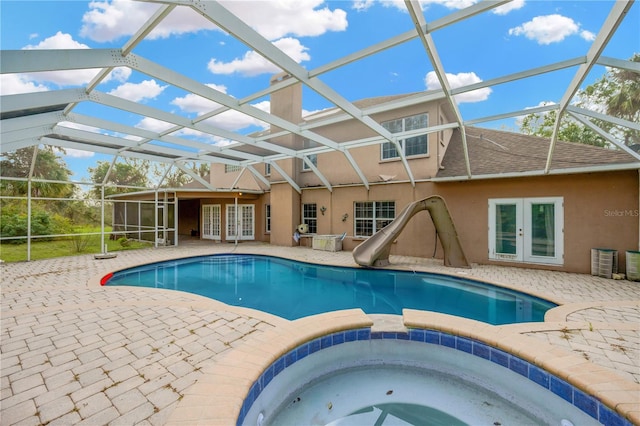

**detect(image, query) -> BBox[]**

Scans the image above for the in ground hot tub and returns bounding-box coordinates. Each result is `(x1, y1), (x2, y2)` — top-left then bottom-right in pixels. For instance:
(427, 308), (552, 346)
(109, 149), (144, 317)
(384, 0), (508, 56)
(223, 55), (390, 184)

(239, 329), (624, 426)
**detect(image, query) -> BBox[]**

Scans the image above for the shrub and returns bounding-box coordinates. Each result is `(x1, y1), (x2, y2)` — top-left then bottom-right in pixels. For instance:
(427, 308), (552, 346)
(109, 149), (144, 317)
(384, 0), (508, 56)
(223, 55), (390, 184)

(0, 209), (72, 244)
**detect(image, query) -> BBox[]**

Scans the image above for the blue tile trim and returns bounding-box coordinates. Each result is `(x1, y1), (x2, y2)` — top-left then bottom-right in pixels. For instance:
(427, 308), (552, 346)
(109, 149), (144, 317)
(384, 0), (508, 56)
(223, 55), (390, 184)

(237, 328), (626, 426)
(490, 347), (509, 368)
(509, 356), (528, 377)
(456, 337), (473, 354)
(549, 376), (572, 404)
(529, 365), (550, 389)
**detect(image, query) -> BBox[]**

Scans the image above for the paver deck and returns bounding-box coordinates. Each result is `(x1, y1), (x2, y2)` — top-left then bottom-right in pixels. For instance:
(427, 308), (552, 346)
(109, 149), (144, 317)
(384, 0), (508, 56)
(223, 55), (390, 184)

(2, 241), (639, 425)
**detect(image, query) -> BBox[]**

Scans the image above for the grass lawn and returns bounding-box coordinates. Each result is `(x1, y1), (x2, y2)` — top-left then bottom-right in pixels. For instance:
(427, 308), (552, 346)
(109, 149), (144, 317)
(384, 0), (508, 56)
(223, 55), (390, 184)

(0, 230), (153, 262)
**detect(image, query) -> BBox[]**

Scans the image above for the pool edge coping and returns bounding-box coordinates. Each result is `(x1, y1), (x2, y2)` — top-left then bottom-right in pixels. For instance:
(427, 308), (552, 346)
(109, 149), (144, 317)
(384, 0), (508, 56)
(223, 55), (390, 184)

(165, 309), (640, 426)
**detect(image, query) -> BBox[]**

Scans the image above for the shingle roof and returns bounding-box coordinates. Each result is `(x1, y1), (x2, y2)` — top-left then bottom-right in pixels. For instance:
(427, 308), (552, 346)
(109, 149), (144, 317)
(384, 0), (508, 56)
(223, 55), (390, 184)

(437, 127), (638, 178)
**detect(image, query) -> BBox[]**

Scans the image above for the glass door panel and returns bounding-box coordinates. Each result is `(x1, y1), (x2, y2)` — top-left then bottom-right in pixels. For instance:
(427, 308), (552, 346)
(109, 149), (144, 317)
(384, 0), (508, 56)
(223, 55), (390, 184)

(490, 199), (522, 261)
(202, 204), (221, 240)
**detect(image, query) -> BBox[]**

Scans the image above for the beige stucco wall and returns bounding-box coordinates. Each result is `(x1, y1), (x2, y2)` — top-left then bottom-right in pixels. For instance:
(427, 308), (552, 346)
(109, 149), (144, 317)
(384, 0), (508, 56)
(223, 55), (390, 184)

(269, 183), (300, 246)
(285, 169), (638, 274)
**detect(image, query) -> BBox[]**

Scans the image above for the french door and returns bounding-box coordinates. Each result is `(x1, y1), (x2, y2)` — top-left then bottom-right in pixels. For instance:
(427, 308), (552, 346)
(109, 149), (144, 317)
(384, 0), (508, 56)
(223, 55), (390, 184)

(226, 204), (255, 240)
(202, 204), (221, 240)
(489, 197), (563, 265)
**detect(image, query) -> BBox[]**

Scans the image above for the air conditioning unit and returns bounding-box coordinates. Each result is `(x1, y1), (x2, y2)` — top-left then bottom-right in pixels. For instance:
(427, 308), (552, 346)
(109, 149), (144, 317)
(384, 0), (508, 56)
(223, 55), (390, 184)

(297, 224), (309, 234)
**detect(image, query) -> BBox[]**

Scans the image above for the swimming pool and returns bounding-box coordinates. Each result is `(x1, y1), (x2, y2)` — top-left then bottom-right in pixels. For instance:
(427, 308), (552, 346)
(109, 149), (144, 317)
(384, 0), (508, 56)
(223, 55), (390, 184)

(102, 254), (555, 323)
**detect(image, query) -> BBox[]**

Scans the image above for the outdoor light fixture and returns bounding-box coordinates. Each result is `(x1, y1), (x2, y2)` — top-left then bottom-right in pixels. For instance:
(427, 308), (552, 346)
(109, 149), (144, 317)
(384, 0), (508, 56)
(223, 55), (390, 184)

(320, 206), (327, 215)
(342, 213), (348, 222)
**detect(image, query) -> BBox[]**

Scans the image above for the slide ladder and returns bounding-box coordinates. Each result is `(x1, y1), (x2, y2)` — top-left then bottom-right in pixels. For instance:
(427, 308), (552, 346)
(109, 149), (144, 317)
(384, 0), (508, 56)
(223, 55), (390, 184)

(352, 195), (470, 268)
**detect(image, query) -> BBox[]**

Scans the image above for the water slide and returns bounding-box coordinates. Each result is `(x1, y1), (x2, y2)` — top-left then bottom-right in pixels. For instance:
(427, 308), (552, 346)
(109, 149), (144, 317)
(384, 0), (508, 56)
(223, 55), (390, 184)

(352, 196), (470, 268)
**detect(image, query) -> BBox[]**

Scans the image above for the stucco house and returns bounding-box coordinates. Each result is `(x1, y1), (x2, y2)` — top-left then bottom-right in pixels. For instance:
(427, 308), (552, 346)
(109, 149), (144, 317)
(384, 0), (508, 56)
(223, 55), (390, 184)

(114, 74), (639, 275)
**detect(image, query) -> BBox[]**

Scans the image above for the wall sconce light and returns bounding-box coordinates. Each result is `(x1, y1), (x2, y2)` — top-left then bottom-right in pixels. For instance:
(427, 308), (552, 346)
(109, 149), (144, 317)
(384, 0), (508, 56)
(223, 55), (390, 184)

(342, 213), (348, 222)
(320, 206), (327, 215)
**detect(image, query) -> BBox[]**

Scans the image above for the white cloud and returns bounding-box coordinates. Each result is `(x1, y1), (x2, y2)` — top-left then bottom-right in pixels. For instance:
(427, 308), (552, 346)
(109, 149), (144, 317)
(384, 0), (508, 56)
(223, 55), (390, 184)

(136, 117), (176, 133)
(80, 0), (346, 42)
(493, 0), (525, 15)
(208, 38), (310, 77)
(80, 0), (214, 42)
(425, 71), (491, 103)
(171, 83), (228, 112)
(508, 14), (586, 45)
(353, 0), (375, 11)
(580, 30), (596, 42)
(107, 79), (167, 102)
(24, 31), (90, 50)
(221, 1), (347, 40)
(202, 100), (270, 132)
(172, 86), (269, 132)
(0, 74), (49, 95)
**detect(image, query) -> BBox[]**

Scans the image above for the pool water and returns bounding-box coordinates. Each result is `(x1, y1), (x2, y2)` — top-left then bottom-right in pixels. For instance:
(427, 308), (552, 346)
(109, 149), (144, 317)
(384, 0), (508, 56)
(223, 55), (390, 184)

(104, 254), (555, 323)
(245, 337), (601, 426)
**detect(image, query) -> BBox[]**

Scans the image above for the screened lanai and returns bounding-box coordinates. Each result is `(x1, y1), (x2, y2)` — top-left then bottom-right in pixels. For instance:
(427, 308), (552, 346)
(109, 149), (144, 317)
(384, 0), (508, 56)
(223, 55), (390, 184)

(1, 0), (639, 261)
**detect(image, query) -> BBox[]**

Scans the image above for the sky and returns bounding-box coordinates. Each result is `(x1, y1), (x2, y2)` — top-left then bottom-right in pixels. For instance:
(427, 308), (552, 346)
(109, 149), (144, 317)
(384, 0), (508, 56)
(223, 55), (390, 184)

(1, 0), (638, 182)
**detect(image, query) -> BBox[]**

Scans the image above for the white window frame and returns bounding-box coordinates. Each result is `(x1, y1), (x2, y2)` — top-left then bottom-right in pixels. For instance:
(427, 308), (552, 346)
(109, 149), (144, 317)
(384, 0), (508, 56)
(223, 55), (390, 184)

(265, 204), (271, 233)
(380, 113), (429, 160)
(488, 197), (564, 265)
(302, 203), (317, 233)
(354, 201), (395, 237)
(301, 154), (317, 171)
(264, 163), (271, 176)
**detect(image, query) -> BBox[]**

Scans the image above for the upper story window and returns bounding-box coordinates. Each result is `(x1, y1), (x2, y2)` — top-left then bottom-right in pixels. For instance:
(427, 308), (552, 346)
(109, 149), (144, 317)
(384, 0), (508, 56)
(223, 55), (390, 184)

(381, 113), (428, 160)
(354, 201), (395, 237)
(225, 164), (241, 173)
(264, 163), (271, 176)
(301, 154), (317, 171)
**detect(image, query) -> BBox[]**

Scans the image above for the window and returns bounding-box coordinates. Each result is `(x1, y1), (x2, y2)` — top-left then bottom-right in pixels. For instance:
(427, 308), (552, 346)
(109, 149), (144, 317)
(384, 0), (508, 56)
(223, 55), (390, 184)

(265, 204), (271, 233)
(354, 201), (395, 237)
(302, 203), (317, 233)
(381, 113), (428, 160)
(301, 154), (317, 171)
(489, 197), (564, 265)
(265, 163), (271, 176)
(225, 164), (241, 173)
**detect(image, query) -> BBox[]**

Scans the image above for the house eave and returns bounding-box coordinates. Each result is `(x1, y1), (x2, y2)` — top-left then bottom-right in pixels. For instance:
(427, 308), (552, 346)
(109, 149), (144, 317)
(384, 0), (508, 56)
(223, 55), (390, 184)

(432, 162), (640, 182)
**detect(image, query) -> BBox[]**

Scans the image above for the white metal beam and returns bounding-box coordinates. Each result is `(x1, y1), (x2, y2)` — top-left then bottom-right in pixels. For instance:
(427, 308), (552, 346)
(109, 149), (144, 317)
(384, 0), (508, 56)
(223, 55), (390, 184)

(568, 111), (640, 161)
(405, 0), (471, 178)
(245, 165), (271, 190)
(269, 161), (301, 194)
(545, 0), (634, 173)
(174, 161), (217, 191)
(303, 156), (333, 192)
(188, 0), (414, 186)
(1, 111), (65, 133)
(566, 105), (640, 132)
(66, 112), (267, 163)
